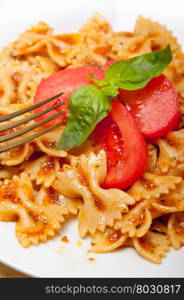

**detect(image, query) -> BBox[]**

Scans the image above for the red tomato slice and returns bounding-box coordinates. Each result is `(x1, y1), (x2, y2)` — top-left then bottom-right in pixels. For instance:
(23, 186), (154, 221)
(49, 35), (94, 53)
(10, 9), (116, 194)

(118, 74), (180, 139)
(94, 100), (148, 189)
(34, 66), (104, 126)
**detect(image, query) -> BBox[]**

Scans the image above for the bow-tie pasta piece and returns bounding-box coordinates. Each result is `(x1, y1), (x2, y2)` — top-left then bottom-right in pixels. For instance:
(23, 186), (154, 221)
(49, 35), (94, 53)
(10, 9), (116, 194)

(53, 150), (134, 237)
(126, 173), (182, 237)
(0, 200), (41, 246)
(0, 104), (35, 166)
(0, 179), (19, 221)
(0, 179), (44, 245)
(0, 45), (59, 105)
(12, 22), (52, 56)
(4, 173), (67, 247)
(35, 186), (82, 216)
(78, 151), (134, 211)
(91, 228), (127, 253)
(128, 172), (182, 201)
(35, 127), (67, 157)
(11, 21), (76, 67)
(168, 212), (184, 250)
(0, 144), (34, 167)
(115, 200), (153, 238)
(156, 129), (184, 174)
(156, 139), (178, 173)
(133, 221), (169, 264)
(22, 155), (60, 188)
(11, 21), (83, 68)
(152, 180), (184, 213)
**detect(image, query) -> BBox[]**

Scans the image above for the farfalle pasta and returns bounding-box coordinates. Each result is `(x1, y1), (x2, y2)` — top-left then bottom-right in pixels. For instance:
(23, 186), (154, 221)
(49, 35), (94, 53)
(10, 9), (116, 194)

(0, 14), (184, 264)
(53, 151), (134, 237)
(91, 228), (128, 253)
(21, 154), (60, 188)
(132, 221), (170, 264)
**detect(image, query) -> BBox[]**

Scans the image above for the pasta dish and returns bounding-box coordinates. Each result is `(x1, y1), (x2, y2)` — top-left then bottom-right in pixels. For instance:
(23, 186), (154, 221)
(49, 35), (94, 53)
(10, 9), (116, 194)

(0, 14), (184, 264)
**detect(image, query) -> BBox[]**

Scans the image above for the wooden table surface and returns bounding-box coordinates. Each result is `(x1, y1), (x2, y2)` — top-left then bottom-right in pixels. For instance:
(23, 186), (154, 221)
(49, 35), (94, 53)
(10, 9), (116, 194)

(0, 263), (29, 278)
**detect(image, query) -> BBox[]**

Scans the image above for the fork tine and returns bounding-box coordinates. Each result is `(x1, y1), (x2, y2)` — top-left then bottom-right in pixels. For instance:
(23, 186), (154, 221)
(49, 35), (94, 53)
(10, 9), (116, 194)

(0, 92), (63, 123)
(0, 120), (64, 153)
(0, 110), (65, 143)
(0, 100), (65, 133)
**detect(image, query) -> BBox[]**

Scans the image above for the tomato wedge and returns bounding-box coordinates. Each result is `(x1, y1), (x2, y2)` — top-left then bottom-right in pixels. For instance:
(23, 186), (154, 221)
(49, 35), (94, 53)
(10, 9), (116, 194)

(118, 74), (180, 139)
(34, 66), (104, 125)
(94, 100), (148, 189)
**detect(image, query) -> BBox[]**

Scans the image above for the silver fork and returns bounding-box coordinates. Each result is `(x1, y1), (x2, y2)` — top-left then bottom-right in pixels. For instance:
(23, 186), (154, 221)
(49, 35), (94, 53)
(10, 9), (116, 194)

(0, 92), (64, 153)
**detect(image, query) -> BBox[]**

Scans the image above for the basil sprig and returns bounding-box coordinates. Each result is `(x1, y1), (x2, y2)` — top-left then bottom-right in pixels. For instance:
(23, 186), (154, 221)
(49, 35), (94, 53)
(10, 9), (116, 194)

(90, 44), (172, 97)
(58, 45), (172, 149)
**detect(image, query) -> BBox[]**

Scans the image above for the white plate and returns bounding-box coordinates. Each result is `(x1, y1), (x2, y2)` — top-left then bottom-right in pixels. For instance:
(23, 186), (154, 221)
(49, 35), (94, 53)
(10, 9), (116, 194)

(0, 0), (184, 278)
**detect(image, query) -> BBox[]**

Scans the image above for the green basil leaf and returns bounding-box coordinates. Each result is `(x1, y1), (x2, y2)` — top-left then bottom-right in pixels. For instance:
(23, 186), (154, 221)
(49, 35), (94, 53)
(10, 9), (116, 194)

(88, 73), (108, 87)
(57, 84), (111, 149)
(104, 44), (172, 90)
(101, 85), (119, 97)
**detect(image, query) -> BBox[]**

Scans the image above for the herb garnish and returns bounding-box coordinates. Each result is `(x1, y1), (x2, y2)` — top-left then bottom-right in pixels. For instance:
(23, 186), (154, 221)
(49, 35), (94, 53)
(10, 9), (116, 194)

(58, 45), (172, 149)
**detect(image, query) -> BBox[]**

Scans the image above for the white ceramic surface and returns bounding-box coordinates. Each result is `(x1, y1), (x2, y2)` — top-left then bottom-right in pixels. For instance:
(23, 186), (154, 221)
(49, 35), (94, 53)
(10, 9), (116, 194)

(0, 0), (184, 277)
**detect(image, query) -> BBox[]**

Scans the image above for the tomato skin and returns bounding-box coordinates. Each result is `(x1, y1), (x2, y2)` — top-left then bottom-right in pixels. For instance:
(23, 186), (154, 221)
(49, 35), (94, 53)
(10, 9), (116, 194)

(118, 74), (180, 139)
(105, 59), (117, 68)
(34, 66), (104, 126)
(94, 100), (148, 189)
